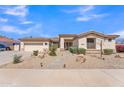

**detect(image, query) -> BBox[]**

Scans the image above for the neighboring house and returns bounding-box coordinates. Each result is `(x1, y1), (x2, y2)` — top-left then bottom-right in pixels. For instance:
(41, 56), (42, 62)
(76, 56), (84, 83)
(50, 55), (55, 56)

(16, 31), (119, 52)
(0, 36), (16, 50)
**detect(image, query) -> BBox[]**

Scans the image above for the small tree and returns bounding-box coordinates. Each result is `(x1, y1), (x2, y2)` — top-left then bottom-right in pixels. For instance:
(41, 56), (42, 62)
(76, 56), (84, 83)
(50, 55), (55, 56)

(49, 45), (57, 56)
(33, 50), (39, 56)
(13, 54), (22, 64)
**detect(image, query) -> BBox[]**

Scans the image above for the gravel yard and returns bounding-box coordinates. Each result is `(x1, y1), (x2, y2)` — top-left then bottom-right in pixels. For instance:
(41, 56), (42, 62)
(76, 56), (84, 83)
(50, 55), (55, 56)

(0, 51), (124, 69)
(0, 51), (31, 65)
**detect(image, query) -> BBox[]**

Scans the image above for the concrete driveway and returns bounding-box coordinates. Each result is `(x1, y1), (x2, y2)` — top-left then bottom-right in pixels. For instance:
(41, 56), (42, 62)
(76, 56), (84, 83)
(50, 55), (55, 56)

(0, 51), (31, 65)
(0, 69), (124, 86)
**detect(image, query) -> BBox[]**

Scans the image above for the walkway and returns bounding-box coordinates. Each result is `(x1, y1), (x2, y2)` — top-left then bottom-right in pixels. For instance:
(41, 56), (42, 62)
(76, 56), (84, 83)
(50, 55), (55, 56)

(0, 69), (124, 86)
(46, 51), (72, 69)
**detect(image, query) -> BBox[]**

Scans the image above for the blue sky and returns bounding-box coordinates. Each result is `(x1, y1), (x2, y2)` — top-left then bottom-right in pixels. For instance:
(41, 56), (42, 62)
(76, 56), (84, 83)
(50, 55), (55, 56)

(0, 5), (124, 39)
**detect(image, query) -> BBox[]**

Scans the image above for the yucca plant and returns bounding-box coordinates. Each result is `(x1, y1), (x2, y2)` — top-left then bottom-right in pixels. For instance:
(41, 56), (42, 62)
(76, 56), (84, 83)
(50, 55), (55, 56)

(13, 54), (22, 64)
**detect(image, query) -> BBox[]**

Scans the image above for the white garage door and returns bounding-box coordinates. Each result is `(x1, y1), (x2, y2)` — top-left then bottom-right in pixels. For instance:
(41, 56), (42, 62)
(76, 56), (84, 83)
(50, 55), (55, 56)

(24, 43), (46, 52)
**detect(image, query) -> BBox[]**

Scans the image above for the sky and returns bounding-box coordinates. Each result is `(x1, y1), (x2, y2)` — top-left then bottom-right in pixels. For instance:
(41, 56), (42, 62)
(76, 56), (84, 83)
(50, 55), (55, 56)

(0, 5), (124, 39)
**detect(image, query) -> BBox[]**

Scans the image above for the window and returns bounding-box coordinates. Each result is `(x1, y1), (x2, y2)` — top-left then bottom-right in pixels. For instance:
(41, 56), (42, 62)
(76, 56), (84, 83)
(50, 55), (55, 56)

(45, 42), (48, 45)
(108, 39), (112, 42)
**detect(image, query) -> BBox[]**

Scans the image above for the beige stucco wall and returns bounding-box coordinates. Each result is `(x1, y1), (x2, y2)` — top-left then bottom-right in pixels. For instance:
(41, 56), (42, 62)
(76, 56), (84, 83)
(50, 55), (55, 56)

(78, 38), (87, 49)
(95, 38), (104, 49)
(20, 41), (49, 52)
(60, 38), (64, 49)
(78, 34), (116, 51)
(103, 39), (116, 50)
(95, 38), (116, 50)
(20, 42), (24, 51)
(73, 39), (78, 47)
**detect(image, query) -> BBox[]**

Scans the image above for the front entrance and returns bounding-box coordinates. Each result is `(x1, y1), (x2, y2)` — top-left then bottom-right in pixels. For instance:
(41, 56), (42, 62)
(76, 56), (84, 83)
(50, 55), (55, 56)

(87, 38), (96, 49)
(64, 42), (73, 50)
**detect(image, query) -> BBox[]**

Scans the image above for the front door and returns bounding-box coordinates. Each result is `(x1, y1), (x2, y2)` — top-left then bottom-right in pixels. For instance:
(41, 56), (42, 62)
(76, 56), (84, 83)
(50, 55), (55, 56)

(87, 38), (96, 49)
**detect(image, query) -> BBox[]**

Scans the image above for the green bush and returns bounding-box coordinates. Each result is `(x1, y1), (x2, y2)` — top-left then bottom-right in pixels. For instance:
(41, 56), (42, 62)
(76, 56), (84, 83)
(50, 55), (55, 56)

(69, 47), (78, 54)
(13, 55), (22, 64)
(69, 47), (86, 54)
(78, 48), (86, 55)
(49, 45), (57, 51)
(103, 49), (113, 55)
(69, 47), (73, 53)
(49, 45), (57, 56)
(33, 50), (39, 56)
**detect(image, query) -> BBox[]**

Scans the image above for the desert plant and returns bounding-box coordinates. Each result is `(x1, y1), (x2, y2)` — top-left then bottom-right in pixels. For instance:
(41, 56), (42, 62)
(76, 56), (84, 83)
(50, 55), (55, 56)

(33, 50), (39, 56)
(13, 54), (22, 64)
(69, 47), (73, 53)
(103, 49), (113, 55)
(69, 47), (78, 54)
(78, 48), (86, 55)
(49, 45), (57, 56)
(69, 47), (86, 54)
(116, 44), (124, 52)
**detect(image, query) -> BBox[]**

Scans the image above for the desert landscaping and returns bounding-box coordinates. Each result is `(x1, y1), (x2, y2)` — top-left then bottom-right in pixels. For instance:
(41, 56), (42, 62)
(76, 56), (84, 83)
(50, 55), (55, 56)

(0, 50), (124, 69)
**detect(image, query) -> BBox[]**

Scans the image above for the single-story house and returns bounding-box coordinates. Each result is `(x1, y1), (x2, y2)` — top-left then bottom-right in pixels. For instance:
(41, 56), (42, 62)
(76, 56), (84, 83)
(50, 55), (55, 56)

(15, 31), (119, 52)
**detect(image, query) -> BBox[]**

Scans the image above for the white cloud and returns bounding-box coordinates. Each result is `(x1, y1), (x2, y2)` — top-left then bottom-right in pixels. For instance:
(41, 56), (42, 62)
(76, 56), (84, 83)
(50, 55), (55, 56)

(20, 21), (33, 24)
(112, 30), (124, 38)
(0, 5), (33, 25)
(0, 24), (42, 35)
(76, 17), (91, 21)
(0, 25), (23, 34)
(77, 14), (109, 22)
(78, 5), (94, 15)
(3, 6), (28, 17)
(0, 17), (8, 22)
(63, 5), (109, 22)
(63, 5), (94, 14)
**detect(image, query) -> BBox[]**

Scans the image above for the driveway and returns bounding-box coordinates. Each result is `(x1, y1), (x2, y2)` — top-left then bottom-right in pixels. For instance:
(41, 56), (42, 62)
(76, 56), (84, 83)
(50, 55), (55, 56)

(0, 51), (31, 65)
(0, 69), (124, 86)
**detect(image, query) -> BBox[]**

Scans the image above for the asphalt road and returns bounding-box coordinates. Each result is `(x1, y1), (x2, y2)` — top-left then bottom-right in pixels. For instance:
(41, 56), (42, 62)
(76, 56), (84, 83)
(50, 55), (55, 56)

(0, 51), (31, 65)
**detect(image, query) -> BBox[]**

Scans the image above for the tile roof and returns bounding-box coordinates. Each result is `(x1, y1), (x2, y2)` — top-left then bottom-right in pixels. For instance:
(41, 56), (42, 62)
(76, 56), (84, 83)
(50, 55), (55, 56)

(0, 36), (15, 43)
(59, 34), (77, 37)
(77, 31), (120, 39)
(19, 37), (51, 42)
(50, 37), (59, 42)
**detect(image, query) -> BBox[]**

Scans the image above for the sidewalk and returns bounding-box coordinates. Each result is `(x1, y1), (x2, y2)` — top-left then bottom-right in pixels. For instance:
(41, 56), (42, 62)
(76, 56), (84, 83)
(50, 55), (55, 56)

(0, 69), (124, 86)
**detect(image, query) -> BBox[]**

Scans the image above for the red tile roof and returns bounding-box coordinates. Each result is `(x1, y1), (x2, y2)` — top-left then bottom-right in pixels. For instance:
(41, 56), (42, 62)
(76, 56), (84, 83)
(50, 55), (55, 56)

(0, 36), (15, 43)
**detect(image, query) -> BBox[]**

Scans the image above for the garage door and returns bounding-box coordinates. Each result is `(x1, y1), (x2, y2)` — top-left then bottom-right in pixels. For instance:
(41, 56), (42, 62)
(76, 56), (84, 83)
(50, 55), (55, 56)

(24, 43), (44, 52)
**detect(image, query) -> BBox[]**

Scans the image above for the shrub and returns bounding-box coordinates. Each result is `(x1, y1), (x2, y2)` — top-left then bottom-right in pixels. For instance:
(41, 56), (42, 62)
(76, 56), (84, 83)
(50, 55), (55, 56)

(69, 47), (78, 54)
(103, 49), (113, 55)
(49, 45), (57, 56)
(78, 48), (86, 55)
(13, 55), (22, 64)
(69, 47), (73, 53)
(116, 44), (124, 52)
(33, 50), (39, 56)
(69, 47), (86, 54)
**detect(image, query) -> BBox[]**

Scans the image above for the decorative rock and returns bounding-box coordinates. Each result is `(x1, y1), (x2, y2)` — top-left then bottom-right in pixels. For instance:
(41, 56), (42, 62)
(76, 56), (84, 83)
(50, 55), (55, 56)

(40, 63), (43, 67)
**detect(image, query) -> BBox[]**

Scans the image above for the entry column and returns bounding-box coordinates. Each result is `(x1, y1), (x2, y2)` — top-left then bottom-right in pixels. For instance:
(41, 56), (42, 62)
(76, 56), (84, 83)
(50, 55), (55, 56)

(60, 38), (64, 50)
